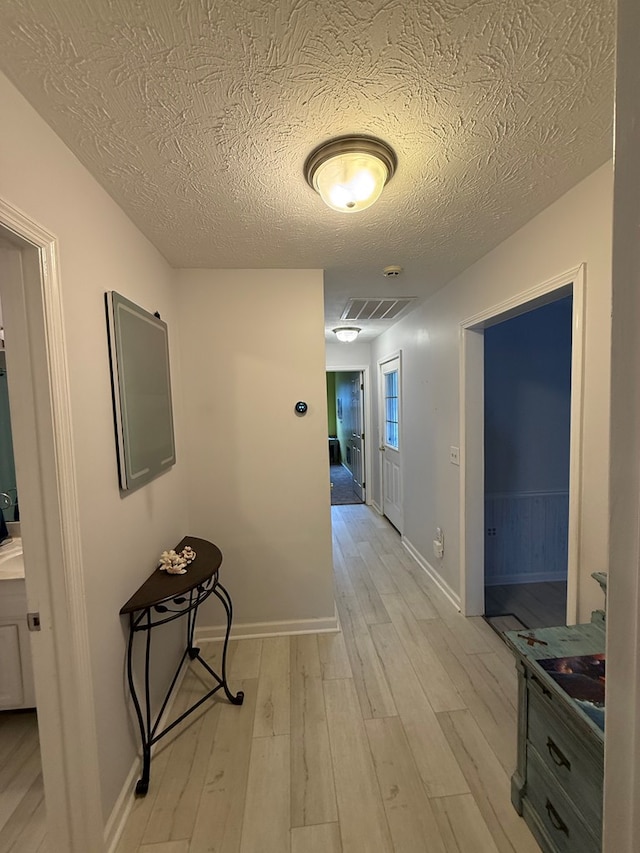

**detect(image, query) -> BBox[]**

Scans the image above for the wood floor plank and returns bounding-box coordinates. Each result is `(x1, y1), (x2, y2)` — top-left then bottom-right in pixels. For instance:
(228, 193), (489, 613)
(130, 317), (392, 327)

(357, 540), (398, 595)
(290, 637), (338, 827)
(419, 619), (477, 695)
(380, 593), (465, 713)
(467, 617), (516, 667)
(139, 842), (189, 853)
(291, 633), (321, 678)
(438, 709), (540, 853)
(226, 638), (263, 680)
(291, 822), (342, 853)
(239, 735), (290, 853)
(140, 686), (223, 845)
(343, 628), (398, 720)
(188, 678), (258, 853)
(317, 630), (352, 680)
(442, 610), (496, 655)
(115, 673), (209, 851)
(365, 715), (448, 853)
(419, 619), (517, 773)
(431, 793), (501, 853)
(331, 516), (360, 557)
(369, 622), (469, 798)
(378, 552), (439, 620)
(115, 746), (175, 853)
(323, 678), (393, 853)
(347, 555), (392, 625)
(0, 772), (46, 853)
(333, 542), (357, 598)
(253, 636), (290, 737)
(0, 733), (41, 833)
(335, 592), (370, 641)
(476, 651), (518, 712)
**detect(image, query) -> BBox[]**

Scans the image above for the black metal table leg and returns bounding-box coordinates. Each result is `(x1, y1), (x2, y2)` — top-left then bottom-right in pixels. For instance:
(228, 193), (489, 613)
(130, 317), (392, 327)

(121, 537), (242, 796)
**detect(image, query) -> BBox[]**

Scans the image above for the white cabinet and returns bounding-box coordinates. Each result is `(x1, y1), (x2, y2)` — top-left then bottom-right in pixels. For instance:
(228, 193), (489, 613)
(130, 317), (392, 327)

(0, 580), (36, 710)
(0, 622), (24, 706)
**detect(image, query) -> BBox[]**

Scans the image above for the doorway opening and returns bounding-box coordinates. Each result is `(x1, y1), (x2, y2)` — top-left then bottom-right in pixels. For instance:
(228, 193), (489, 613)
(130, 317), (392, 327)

(460, 265), (585, 629)
(0, 203), (103, 851)
(326, 370), (366, 505)
(483, 296), (572, 633)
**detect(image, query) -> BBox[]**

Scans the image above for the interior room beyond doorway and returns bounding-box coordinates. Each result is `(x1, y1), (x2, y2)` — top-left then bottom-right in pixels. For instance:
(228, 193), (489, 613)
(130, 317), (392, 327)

(483, 296), (572, 634)
(327, 370), (365, 506)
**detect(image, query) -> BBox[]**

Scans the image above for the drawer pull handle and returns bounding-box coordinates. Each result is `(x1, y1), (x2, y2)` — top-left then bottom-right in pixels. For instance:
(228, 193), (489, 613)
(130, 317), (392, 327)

(546, 737), (571, 771)
(545, 799), (569, 836)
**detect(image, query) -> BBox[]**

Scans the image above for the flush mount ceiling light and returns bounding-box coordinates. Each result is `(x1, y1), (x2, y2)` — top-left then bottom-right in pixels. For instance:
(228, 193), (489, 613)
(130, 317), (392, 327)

(304, 135), (397, 213)
(333, 326), (361, 343)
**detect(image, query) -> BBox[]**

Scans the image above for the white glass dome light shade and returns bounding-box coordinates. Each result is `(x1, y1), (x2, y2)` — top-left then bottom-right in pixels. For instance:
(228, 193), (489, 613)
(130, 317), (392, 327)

(304, 136), (397, 213)
(314, 152), (388, 213)
(333, 327), (361, 342)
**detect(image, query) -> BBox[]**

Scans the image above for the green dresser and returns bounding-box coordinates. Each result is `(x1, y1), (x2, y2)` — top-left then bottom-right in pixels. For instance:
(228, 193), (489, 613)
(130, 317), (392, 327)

(505, 623), (605, 853)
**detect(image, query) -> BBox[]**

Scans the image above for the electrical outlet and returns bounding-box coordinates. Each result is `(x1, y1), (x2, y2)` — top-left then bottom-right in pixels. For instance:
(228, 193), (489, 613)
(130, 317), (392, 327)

(449, 446), (460, 465)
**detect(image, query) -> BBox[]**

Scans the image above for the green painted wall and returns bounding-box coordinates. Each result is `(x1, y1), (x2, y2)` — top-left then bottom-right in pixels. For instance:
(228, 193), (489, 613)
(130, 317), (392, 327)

(326, 372), (337, 435)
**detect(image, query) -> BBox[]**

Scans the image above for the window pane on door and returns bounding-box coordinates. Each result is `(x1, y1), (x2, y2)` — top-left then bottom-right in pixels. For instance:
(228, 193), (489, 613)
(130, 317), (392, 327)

(384, 370), (399, 449)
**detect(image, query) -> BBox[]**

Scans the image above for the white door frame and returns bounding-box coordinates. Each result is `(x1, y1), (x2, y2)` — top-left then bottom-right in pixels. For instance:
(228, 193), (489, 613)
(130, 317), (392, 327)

(377, 350), (403, 531)
(326, 365), (371, 504)
(459, 264), (586, 622)
(0, 199), (104, 850)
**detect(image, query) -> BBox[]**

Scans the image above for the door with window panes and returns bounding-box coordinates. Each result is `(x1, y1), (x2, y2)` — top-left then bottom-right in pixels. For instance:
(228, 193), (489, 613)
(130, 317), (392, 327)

(379, 355), (402, 531)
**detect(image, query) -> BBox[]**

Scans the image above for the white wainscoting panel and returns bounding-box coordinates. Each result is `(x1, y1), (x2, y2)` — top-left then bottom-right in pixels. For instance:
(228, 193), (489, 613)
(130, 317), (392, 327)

(485, 490), (569, 585)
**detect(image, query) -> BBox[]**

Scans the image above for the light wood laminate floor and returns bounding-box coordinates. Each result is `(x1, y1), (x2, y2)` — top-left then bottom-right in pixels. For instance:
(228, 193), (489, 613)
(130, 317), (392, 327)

(0, 709), (47, 853)
(117, 504), (540, 853)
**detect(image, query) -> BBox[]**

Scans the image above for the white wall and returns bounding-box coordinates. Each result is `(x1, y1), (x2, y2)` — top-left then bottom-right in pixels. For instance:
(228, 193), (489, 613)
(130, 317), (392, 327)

(326, 341), (371, 368)
(175, 269), (335, 632)
(371, 162), (612, 622)
(0, 71), (189, 822)
(605, 0), (640, 847)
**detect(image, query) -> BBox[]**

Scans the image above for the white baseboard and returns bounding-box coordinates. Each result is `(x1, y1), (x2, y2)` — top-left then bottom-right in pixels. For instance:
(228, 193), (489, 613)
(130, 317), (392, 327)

(104, 759), (139, 853)
(370, 500), (383, 515)
(104, 660), (191, 853)
(485, 571), (567, 586)
(195, 610), (339, 642)
(402, 537), (461, 612)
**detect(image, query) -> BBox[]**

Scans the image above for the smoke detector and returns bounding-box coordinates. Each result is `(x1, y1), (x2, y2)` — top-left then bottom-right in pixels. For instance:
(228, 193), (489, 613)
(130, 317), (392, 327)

(382, 265), (403, 277)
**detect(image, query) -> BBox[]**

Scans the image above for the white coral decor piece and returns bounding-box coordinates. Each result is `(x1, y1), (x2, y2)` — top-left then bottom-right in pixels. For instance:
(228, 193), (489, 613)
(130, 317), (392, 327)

(158, 546), (197, 575)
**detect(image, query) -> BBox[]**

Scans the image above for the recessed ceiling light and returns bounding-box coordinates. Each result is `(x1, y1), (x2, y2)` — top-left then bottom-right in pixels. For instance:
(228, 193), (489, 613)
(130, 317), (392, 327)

(304, 135), (397, 213)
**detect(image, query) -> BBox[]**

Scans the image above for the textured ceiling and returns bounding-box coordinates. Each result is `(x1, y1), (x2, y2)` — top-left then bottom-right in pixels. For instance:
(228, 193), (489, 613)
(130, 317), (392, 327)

(0, 0), (615, 341)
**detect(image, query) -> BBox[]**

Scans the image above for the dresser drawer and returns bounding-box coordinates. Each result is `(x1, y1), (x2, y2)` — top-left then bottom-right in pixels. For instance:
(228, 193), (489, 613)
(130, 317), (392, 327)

(525, 747), (600, 853)
(527, 679), (603, 832)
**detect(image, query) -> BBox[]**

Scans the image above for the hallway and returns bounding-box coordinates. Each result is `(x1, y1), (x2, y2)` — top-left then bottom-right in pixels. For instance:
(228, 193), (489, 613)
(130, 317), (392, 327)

(116, 503), (539, 853)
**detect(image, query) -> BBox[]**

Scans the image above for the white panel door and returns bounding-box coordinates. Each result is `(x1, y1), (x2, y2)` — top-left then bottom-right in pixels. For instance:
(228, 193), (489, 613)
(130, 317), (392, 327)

(379, 356), (402, 531)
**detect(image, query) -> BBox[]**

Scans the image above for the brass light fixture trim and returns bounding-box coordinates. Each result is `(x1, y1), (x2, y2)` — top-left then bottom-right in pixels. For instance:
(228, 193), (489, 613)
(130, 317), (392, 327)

(304, 135), (397, 213)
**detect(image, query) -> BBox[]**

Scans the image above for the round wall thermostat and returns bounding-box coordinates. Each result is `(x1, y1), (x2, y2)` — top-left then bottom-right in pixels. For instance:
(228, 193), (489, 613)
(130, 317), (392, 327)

(295, 401), (308, 414)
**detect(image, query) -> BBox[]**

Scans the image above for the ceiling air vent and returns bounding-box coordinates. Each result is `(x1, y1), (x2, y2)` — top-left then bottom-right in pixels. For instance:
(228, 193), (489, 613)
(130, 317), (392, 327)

(341, 297), (415, 322)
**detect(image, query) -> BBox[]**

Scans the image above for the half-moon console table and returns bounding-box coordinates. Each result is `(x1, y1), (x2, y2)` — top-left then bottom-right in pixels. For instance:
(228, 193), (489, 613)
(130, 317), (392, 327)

(120, 536), (244, 796)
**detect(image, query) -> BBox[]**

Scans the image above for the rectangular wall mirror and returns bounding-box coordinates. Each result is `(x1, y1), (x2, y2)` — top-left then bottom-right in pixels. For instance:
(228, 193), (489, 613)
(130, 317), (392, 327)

(106, 291), (176, 493)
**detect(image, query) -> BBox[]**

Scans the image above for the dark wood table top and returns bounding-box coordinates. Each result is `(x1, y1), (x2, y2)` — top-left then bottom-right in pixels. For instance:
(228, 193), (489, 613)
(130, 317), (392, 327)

(120, 536), (223, 615)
